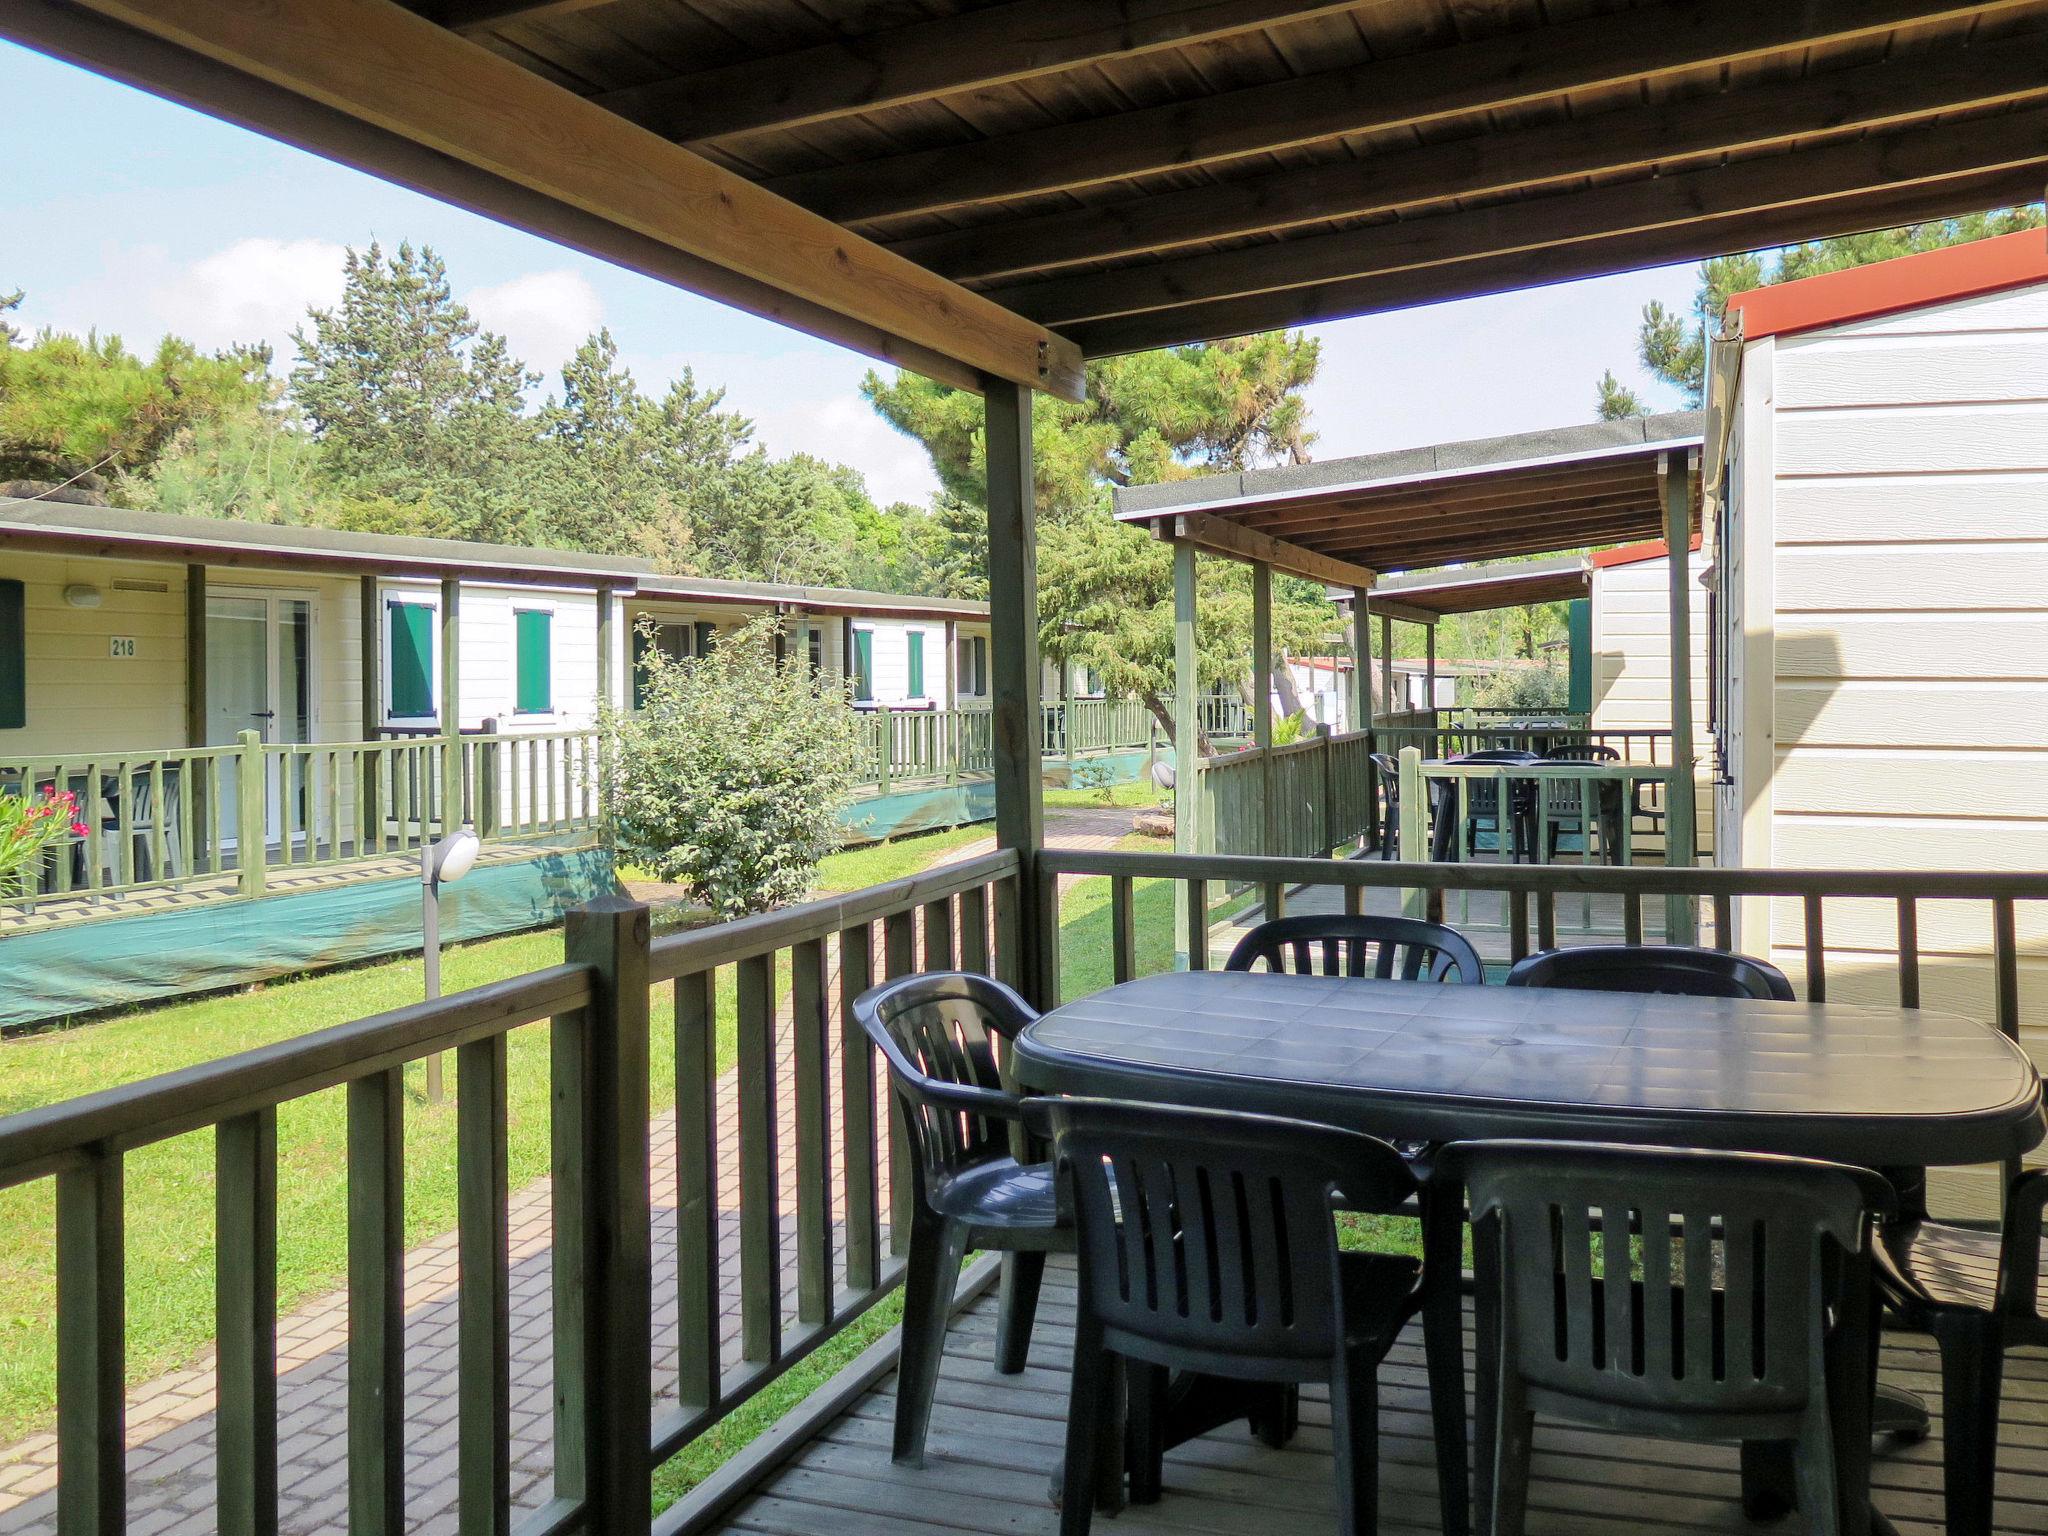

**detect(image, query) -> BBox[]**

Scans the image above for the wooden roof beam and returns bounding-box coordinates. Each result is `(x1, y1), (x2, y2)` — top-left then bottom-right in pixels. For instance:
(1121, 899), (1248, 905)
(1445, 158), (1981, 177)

(1242, 473), (1661, 535)
(1151, 512), (1379, 589)
(592, 0), (1362, 145)
(1264, 489), (1666, 545)
(28, 0), (1083, 401)
(1065, 161), (2048, 355)
(769, 0), (2026, 222)
(995, 106), (2048, 324)
(895, 36), (2048, 281)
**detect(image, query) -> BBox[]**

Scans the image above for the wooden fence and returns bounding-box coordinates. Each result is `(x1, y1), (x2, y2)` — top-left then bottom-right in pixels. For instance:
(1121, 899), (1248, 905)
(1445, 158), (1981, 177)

(853, 698), (1172, 794)
(3, 849), (1024, 1536)
(1, 728), (604, 909)
(1196, 728), (1376, 861)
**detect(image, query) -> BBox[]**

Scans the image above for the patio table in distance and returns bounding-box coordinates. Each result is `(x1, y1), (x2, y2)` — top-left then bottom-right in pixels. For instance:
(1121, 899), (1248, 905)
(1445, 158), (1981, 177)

(1012, 970), (2047, 1536)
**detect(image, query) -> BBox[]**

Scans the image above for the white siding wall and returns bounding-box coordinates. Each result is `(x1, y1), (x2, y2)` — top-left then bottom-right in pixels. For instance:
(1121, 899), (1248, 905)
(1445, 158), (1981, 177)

(852, 618), (950, 706)
(1741, 282), (2048, 1214)
(380, 579), (603, 732)
(5, 550), (188, 755)
(1589, 550), (1713, 853)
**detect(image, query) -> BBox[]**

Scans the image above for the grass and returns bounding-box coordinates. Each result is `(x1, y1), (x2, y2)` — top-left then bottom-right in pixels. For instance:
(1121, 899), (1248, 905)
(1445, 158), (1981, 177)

(1042, 779), (1165, 812)
(812, 824), (991, 892)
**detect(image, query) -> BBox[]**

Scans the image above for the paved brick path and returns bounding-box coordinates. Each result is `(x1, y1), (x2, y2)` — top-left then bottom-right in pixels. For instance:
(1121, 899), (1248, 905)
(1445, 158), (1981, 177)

(0, 806), (1136, 1534)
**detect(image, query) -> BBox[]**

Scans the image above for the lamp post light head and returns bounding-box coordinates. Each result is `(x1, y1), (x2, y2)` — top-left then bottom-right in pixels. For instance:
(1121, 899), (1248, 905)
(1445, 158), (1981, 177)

(423, 825), (481, 888)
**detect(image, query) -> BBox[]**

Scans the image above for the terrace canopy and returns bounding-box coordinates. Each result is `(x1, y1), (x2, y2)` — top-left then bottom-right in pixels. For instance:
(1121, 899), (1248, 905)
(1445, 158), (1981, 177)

(6, 1), (2047, 1528)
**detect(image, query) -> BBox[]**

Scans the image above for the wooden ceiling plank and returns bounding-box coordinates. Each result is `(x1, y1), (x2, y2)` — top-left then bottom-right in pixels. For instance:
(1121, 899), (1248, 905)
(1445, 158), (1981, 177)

(42, 0), (1085, 401)
(766, 0), (2023, 221)
(1155, 512), (1381, 587)
(1265, 487), (1664, 542)
(894, 35), (2048, 279)
(428, 0), (615, 34)
(1064, 161), (2048, 353)
(1243, 469), (1661, 532)
(594, 0), (1367, 144)
(998, 104), (2048, 323)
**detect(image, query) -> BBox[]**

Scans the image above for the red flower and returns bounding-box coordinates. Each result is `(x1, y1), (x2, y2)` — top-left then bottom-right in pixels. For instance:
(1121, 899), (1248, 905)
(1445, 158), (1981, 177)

(70, 821), (89, 837)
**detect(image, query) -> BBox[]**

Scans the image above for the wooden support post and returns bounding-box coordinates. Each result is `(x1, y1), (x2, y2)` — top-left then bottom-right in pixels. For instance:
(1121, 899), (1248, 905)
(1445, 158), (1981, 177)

(185, 565), (210, 867)
(184, 565), (207, 748)
(1173, 541), (1200, 968)
(215, 1109), (278, 1536)
(982, 377), (1047, 1004)
(440, 577), (463, 835)
(595, 587), (615, 712)
(56, 1150), (123, 1536)
(1380, 613), (1395, 719)
(360, 575), (382, 850)
(558, 897), (654, 1535)
(1661, 448), (1700, 944)
(1252, 559), (1276, 888)
(1355, 589), (1374, 728)
(236, 729), (266, 898)
(1425, 623), (1438, 720)
(1397, 747), (1426, 919)
(347, 1070), (405, 1536)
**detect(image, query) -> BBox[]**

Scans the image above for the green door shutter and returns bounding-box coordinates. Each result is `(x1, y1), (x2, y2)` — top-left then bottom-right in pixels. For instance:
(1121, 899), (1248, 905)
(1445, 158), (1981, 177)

(630, 626), (650, 710)
(1567, 598), (1592, 714)
(0, 580), (23, 731)
(853, 629), (874, 701)
(515, 609), (553, 713)
(388, 601), (435, 718)
(906, 632), (924, 698)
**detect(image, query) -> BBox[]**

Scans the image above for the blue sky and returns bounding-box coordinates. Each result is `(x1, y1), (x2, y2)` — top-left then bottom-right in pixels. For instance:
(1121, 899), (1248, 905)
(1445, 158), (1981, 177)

(3, 39), (1699, 507)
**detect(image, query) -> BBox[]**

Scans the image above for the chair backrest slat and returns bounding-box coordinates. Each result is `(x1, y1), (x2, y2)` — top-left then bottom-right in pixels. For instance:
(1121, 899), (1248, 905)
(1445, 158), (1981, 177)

(1026, 1099), (1419, 1364)
(1506, 944), (1795, 1000)
(1449, 1141), (1889, 1419)
(853, 972), (1037, 1203)
(1226, 914), (1485, 985)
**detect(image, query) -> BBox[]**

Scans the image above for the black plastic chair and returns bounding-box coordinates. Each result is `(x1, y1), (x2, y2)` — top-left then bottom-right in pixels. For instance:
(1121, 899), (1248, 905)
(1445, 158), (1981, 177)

(1443, 1140), (1894, 1536)
(1369, 751), (1401, 859)
(1024, 1097), (1447, 1536)
(1505, 944), (1795, 999)
(1226, 913), (1485, 985)
(1542, 742), (1620, 762)
(1451, 750), (1540, 862)
(852, 971), (1076, 1466)
(1876, 1170), (2048, 1536)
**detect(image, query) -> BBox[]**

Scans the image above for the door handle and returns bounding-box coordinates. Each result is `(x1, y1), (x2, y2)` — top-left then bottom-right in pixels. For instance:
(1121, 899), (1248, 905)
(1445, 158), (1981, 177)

(250, 710), (276, 719)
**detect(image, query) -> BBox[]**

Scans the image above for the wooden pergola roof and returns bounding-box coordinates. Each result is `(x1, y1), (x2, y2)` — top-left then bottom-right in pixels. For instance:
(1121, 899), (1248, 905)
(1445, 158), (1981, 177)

(12, 2), (2048, 403)
(1114, 414), (1702, 582)
(1364, 553), (1593, 620)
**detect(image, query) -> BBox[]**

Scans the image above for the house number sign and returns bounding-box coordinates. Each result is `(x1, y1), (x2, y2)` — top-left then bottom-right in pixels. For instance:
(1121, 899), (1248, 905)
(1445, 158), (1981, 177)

(109, 636), (138, 658)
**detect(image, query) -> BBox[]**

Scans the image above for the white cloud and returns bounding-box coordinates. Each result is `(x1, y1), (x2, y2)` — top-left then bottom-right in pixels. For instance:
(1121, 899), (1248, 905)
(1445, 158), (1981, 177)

(149, 237), (347, 362)
(465, 269), (604, 380)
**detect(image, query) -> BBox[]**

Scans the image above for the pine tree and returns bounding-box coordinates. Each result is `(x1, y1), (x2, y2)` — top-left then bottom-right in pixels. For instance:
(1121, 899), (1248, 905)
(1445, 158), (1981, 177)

(290, 241), (542, 541)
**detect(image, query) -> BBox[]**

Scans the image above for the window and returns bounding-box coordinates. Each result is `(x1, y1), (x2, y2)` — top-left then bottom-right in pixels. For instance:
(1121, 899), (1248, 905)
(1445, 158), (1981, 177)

(958, 634), (988, 696)
(852, 627), (874, 702)
(630, 620), (695, 709)
(515, 608), (553, 714)
(0, 580), (22, 730)
(906, 631), (925, 698)
(387, 599), (435, 719)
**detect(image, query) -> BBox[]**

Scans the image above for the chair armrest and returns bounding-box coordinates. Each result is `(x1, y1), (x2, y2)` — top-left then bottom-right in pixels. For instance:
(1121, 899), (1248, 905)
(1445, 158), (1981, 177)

(1998, 1169), (2048, 1318)
(900, 1075), (1025, 1124)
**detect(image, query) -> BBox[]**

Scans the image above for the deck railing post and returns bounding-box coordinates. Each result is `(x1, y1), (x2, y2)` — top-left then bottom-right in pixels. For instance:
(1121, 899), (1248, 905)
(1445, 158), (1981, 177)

(559, 897), (653, 1534)
(477, 718), (501, 840)
(1397, 747), (1427, 919)
(235, 731), (266, 897)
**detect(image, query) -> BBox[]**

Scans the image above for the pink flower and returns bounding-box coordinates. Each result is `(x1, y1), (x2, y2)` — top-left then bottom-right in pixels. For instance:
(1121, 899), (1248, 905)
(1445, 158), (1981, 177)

(70, 821), (89, 837)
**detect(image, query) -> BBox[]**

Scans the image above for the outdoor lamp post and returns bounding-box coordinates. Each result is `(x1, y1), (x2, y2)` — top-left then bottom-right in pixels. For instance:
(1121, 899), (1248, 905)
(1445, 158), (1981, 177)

(421, 824), (480, 1103)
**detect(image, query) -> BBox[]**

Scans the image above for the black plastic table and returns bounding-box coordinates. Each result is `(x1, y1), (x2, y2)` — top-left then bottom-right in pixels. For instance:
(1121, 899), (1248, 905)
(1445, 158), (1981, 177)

(1014, 971), (2046, 1536)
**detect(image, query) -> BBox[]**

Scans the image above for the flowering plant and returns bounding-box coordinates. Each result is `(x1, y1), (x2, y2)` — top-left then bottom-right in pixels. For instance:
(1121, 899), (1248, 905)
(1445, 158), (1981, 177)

(0, 787), (89, 896)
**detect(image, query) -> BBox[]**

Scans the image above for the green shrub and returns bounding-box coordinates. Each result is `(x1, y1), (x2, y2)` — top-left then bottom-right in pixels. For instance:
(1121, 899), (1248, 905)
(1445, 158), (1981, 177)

(604, 618), (864, 918)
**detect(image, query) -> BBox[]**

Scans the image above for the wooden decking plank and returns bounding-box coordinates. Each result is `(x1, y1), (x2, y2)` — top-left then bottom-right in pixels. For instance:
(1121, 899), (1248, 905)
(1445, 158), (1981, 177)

(691, 1256), (2048, 1536)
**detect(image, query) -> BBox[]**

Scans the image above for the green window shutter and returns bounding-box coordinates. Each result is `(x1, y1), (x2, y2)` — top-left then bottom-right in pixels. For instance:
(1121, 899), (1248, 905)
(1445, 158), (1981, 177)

(1567, 598), (1592, 715)
(906, 632), (924, 698)
(630, 626), (651, 710)
(853, 629), (874, 701)
(694, 622), (717, 656)
(515, 609), (553, 713)
(388, 601), (435, 718)
(0, 580), (23, 730)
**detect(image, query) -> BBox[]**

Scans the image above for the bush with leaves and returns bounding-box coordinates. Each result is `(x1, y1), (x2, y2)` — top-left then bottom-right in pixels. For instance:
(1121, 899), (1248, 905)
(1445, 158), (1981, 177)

(603, 619), (864, 918)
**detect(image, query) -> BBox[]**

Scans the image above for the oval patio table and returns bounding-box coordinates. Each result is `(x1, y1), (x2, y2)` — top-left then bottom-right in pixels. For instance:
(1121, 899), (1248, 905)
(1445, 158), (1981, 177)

(1011, 970), (2047, 1536)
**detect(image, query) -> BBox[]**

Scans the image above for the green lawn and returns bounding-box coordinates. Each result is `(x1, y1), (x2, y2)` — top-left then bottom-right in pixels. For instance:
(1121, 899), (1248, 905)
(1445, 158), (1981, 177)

(0, 812), (1249, 1503)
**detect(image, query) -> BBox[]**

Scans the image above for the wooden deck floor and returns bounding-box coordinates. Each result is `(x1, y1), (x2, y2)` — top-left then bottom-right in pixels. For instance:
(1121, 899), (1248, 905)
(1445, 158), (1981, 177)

(709, 1256), (2048, 1536)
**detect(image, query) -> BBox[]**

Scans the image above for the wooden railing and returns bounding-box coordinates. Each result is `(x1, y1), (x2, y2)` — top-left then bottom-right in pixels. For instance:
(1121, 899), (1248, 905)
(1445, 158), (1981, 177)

(1196, 728), (1375, 860)
(2, 728), (604, 910)
(853, 699), (1163, 794)
(1373, 722), (1673, 764)
(2, 849), (1025, 1535)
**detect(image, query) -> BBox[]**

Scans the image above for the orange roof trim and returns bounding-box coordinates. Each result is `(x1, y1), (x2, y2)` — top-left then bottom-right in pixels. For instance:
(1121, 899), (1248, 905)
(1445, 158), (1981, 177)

(1591, 534), (1701, 570)
(1727, 229), (2048, 341)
